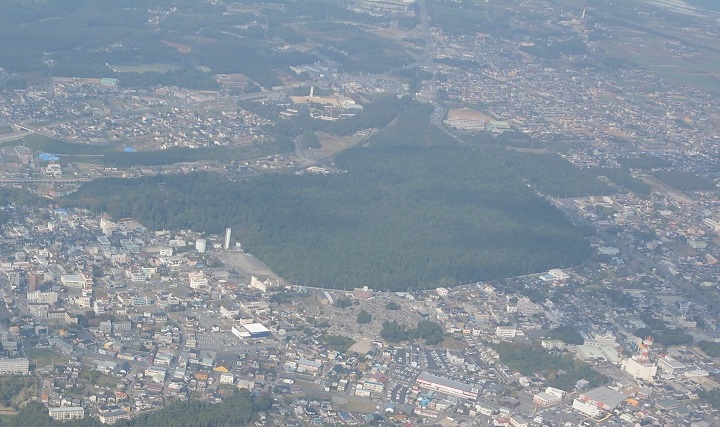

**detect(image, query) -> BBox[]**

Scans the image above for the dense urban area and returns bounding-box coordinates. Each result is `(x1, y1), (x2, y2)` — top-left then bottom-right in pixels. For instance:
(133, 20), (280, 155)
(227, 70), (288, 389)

(1, 0), (720, 426)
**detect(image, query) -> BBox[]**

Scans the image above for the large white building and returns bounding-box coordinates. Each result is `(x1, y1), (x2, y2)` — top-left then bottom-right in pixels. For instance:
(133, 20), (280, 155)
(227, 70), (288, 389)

(415, 371), (479, 400)
(588, 331), (617, 347)
(49, 406), (85, 421)
(60, 273), (91, 288)
(495, 326), (518, 338)
(657, 355), (686, 375)
(572, 398), (602, 418)
(188, 271), (209, 289)
(0, 358), (29, 374)
(533, 387), (565, 407)
(623, 358), (657, 382)
(351, 0), (416, 15)
(27, 291), (58, 305)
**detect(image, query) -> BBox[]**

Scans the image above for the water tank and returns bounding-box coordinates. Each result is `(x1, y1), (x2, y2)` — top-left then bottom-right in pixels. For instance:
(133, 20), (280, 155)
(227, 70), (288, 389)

(195, 239), (207, 253)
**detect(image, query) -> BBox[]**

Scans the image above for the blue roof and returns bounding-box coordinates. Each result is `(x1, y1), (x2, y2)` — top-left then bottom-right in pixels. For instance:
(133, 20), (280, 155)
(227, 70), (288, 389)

(123, 146), (137, 153)
(38, 153), (60, 161)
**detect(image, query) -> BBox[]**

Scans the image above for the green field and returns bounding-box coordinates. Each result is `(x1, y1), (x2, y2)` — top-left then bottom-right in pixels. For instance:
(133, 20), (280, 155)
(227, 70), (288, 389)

(26, 347), (68, 368)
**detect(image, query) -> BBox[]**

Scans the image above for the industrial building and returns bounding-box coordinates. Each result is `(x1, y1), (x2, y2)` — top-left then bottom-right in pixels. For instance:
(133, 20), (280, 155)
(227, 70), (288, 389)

(415, 372), (479, 400)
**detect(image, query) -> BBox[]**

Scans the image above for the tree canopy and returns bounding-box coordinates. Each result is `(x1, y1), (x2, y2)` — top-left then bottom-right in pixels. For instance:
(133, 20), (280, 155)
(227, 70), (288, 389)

(63, 105), (590, 290)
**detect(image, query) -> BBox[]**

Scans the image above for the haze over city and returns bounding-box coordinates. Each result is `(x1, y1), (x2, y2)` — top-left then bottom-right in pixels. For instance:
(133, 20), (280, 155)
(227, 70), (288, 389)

(0, 0), (720, 426)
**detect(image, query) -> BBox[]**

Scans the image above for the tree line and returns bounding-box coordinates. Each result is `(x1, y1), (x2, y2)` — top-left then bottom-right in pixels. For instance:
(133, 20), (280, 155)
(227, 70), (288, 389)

(7, 389), (268, 427)
(380, 320), (445, 345)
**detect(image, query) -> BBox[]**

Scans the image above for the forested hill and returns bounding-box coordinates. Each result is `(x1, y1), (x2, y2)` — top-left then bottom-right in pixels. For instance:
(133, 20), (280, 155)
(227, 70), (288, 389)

(63, 109), (591, 290)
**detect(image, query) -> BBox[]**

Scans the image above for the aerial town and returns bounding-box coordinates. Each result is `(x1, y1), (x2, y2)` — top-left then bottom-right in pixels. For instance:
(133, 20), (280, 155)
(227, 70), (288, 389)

(1, 0), (720, 426)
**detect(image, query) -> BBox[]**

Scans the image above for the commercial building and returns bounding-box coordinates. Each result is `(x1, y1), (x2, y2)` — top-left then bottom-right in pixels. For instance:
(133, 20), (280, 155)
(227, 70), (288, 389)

(0, 357), (29, 374)
(415, 372), (479, 400)
(241, 322), (271, 338)
(576, 386), (626, 412)
(572, 398), (602, 418)
(48, 406), (85, 421)
(533, 387), (565, 407)
(623, 358), (657, 382)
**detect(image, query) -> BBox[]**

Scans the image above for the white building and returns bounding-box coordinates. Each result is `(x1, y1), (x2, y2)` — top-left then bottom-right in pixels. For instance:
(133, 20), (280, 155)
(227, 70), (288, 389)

(573, 398), (602, 418)
(533, 387), (565, 407)
(49, 406), (85, 421)
(188, 271), (209, 289)
(495, 326), (517, 338)
(60, 273), (91, 288)
(249, 275), (269, 292)
(27, 291), (58, 305)
(0, 358), (29, 374)
(657, 355), (686, 375)
(588, 331), (617, 347)
(623, 358), (657, 382)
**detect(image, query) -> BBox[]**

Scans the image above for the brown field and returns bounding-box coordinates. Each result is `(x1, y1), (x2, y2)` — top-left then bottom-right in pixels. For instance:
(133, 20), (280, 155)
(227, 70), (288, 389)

(315, 132), (363, 158)
(162, 40), (192, 53)
(447, 107), (494, 121)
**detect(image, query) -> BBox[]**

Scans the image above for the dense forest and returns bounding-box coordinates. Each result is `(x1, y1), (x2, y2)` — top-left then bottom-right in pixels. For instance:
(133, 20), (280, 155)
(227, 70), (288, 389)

(487, 150), (612, 197)
(494, 342), (609, 391)
(0, 389), (268, 427)
(380, 320), (445, 345)
(653, 170), (716, 191)
(547, 325), (584, 345)
(63, 106), (591, 290)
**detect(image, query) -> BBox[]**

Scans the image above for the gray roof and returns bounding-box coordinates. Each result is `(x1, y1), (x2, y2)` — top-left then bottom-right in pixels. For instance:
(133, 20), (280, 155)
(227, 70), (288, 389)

(581, 386), (625, 409)
(417, 371), (477, 393)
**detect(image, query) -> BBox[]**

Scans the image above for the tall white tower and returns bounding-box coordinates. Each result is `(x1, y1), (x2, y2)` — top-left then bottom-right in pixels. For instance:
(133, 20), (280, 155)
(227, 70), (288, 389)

(224, 228), (232, 250)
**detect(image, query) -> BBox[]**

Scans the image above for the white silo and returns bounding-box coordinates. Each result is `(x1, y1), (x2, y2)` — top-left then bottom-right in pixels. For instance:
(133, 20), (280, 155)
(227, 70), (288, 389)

(195, 239), (207, 254)
(224, 228), (232, 250)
